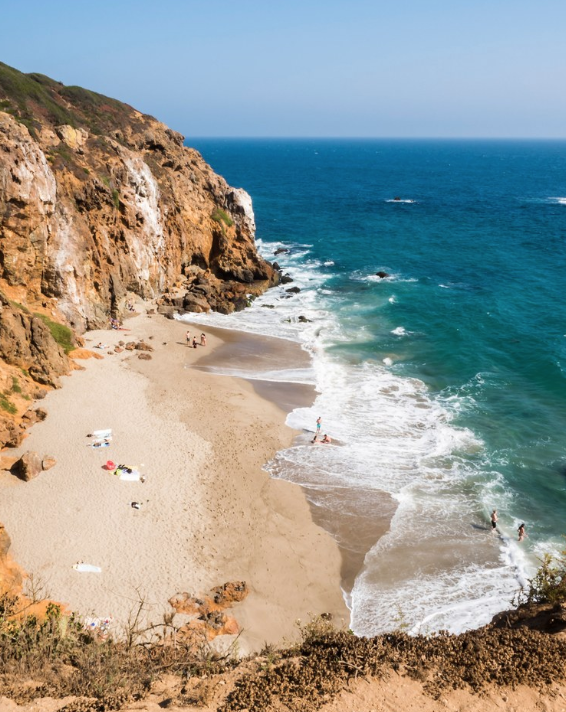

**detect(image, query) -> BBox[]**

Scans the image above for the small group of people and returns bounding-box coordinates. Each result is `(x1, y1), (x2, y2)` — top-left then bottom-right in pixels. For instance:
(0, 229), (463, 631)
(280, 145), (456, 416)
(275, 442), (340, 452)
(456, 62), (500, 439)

(491, 509), (527, 542)
(186, 331), (207, 348)
(311, 416), (332, 444)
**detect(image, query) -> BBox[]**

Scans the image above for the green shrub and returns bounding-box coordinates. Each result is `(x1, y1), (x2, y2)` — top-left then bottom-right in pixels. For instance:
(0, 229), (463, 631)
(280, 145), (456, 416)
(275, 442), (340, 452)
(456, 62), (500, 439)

(211, 208), (234, 228)
(112, 188), (120, 209)
(11, 376), (22, 394)
(0, 393), (17, 415)
(33, 313), (74, 354)
(522, 545), (566, 605)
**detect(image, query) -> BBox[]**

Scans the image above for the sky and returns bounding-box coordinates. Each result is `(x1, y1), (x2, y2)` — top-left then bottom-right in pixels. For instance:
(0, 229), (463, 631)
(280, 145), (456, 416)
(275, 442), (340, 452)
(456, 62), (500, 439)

(2, 0), (566, 138)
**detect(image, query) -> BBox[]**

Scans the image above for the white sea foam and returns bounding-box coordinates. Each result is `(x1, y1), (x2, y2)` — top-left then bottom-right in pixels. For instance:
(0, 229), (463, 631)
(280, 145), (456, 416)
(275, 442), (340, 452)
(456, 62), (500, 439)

(385, 199), (416, 204)
(181, 235), (534, 635)
(549, 197), (566, 205)
(388, 296), (397, 304)
(391, 326), (407, 336)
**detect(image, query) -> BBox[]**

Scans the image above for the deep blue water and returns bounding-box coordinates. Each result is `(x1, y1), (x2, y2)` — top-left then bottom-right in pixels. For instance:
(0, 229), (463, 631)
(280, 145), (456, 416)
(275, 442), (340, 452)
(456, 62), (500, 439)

(185, 138), (566, 634)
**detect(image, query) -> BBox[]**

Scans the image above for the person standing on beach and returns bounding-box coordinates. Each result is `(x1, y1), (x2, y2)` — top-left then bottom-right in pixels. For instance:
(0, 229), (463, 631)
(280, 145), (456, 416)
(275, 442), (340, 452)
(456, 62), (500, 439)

(200, 333), (207, 346)
(192, 336), (198, 349)
(518, 523), (527, 542)
(491, 509), (498, 531)
(186, 330), (191, 347)
(316, 416), (322, 435)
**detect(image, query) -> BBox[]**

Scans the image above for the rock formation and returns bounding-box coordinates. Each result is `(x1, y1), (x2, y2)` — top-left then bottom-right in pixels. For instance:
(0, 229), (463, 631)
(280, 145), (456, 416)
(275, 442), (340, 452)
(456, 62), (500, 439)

(0, 61), (278, 331)
(0, 60), (279, 447)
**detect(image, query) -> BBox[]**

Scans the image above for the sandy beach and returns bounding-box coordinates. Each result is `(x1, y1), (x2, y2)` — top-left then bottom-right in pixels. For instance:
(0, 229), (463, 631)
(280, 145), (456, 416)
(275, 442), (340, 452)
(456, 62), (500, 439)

(0, 306), (347, 653)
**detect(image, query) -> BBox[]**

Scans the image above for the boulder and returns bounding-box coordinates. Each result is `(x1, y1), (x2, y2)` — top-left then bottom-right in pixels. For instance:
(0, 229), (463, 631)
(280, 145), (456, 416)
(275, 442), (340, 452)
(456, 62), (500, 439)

(135, 341), (154, 352)
(298, 315), (312, 323)
(42, 455), (57, 471)
(281, 273), (293, 284)
(183, 293), (211, 313)
(376, 271), (390, 279)
(286, 286), (301, 294)
(0, 415), (25, 449)
(13, 451), (43, 481)
(274, 248), (289, 256)
(125, 342), (136, 351)
(138, 353), (152, 360)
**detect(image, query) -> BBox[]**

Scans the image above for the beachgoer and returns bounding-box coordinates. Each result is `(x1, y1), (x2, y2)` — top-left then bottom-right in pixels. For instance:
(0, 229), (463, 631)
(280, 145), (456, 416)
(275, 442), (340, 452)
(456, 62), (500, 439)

(316, 416), (322, 434)
(131, 501), (142, 510)
(201, 333), (207, 346)
(110, 318), (119, 330)
(321, 434), (332, 444)
(311, 434), (319, 444)
(518, 523), (526, 542)
(192, 336), (197, 349)
(186, 330), (191, 347)
(491, 509), (498, 530)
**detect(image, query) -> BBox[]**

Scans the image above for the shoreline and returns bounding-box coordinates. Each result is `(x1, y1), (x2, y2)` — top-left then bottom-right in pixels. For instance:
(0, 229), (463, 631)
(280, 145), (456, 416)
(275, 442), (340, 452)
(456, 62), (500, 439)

(0, 307), (347, 652)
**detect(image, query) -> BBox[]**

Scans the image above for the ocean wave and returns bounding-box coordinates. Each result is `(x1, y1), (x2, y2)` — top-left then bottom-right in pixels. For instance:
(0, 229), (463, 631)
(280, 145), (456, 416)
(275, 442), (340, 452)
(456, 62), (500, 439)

(181, 235), (533, 635)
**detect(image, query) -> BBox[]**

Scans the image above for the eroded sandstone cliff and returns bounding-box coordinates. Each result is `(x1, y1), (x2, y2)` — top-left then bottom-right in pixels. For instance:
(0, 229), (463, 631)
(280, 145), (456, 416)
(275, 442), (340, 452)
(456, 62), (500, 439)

(0, 61), (279, 448)
(0, 61), (278, 332)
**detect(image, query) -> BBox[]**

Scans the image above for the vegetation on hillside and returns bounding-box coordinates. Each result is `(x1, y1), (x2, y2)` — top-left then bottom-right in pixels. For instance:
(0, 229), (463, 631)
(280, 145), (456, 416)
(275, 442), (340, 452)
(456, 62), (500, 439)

(0, 60), (145, 138)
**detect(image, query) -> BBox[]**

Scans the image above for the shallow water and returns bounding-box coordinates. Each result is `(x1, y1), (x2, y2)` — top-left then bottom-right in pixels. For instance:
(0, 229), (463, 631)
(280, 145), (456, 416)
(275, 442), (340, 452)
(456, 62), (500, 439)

(182, 138), (566, 634)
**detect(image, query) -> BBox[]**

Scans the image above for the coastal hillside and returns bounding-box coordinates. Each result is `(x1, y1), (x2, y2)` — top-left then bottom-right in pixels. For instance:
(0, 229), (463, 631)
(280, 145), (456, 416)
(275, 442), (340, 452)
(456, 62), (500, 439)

(0, 60), (278, 333)
(0, 60), (278, 449)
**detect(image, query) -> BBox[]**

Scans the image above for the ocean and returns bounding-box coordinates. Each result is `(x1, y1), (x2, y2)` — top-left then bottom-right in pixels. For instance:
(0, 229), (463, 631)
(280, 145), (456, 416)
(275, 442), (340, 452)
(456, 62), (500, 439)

(182, 138), (566, 635)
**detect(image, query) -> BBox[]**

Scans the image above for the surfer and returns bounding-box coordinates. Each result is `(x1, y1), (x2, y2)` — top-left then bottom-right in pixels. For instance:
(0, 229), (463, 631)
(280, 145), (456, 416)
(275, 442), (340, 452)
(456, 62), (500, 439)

(491, 509), (498, 531)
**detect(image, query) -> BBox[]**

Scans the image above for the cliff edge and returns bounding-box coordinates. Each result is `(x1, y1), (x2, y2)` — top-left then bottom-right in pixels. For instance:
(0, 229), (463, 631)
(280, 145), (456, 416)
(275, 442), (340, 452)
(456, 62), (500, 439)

(0, 60), (278, 333)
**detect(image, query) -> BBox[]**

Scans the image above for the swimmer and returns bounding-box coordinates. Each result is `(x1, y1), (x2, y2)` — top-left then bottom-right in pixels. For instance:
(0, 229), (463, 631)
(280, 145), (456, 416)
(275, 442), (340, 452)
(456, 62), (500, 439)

(518, 523), (527, 542)
(491, 509), (498, 531)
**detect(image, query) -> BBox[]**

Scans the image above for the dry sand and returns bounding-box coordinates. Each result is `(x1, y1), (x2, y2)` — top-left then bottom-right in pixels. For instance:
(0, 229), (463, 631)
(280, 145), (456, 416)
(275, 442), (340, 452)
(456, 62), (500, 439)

(0, 307), (347, 653)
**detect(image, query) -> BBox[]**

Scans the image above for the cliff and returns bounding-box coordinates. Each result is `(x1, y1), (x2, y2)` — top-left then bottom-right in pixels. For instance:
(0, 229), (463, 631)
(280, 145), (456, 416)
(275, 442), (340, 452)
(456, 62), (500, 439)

(0, 60), (278, 332)
(0, 60), (279, 448)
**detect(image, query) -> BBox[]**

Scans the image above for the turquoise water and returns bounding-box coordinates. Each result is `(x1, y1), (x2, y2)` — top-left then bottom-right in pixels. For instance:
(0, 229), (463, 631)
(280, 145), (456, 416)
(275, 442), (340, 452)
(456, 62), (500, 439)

(185, 138), (566, 634)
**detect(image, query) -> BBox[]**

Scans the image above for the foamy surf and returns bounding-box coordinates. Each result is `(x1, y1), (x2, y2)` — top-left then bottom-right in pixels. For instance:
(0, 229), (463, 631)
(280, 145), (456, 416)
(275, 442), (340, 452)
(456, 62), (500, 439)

(180, 235), (536, 636)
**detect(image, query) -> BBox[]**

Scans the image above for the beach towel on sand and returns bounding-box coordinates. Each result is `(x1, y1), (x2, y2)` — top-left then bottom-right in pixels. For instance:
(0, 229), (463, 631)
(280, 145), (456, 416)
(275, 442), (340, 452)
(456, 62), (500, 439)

(114, 467), (143, 482)
(92, 428), (112, 438)
(72, 563), (102, 573)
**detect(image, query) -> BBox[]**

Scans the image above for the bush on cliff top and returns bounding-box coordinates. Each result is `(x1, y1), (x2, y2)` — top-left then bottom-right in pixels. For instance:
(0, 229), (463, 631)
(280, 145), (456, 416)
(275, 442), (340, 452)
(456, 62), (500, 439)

(0, 61), (138, 138)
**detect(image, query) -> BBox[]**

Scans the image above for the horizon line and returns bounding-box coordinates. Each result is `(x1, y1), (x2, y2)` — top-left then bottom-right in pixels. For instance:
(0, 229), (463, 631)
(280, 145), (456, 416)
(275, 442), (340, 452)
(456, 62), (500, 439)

(183, 135), (566, 141)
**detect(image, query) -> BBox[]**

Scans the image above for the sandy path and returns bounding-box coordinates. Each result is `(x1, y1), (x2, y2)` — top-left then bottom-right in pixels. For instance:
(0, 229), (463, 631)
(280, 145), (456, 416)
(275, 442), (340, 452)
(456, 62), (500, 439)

(0, 307), (347, 652)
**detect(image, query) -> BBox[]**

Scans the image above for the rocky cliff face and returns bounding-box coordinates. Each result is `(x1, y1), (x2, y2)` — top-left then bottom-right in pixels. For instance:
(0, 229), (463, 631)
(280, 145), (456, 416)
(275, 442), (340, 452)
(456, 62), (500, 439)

(0, 61), (278, 332)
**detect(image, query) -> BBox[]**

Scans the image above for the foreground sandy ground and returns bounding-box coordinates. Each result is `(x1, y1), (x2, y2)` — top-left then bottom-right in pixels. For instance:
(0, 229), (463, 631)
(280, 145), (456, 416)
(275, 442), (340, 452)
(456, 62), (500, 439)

(0, 305), (347, 652)
(3, 673), (566, 712)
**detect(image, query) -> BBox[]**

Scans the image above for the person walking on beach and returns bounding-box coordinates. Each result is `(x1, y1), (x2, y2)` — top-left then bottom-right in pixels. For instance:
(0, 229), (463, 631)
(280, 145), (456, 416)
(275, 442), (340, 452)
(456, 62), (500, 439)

(316, 416), (322, 435)
(491, 509), (498, 531)
(186, 330), (191, 347)
(192, 336), (198, 349)
(518, 523), (527, 542)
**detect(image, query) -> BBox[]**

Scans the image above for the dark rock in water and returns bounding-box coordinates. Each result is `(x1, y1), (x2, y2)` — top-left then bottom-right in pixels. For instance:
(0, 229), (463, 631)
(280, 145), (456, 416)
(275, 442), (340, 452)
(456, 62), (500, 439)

(376, 271), (390, 279)
(272, 262), (281, 272)
(286, 286), (301, 294)
(261, 304), (275, 309)
(281, 274), (293, 284)
(298, 315), (311, 323)
(393, 196), (401, 201)
(13, 451), (43, 481)
(274, 248), (289, 256)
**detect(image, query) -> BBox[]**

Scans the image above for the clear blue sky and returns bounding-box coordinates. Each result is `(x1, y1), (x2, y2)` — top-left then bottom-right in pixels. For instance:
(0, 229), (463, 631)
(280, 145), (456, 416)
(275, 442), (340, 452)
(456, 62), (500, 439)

(3, 0), (565, 138)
